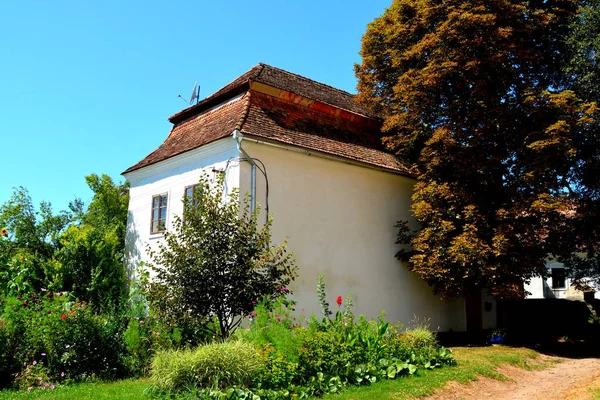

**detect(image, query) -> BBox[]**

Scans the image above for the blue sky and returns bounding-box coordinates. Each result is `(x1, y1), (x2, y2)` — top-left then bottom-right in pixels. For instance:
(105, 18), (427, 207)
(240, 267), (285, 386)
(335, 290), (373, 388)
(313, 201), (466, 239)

(0, 0), (390, 212)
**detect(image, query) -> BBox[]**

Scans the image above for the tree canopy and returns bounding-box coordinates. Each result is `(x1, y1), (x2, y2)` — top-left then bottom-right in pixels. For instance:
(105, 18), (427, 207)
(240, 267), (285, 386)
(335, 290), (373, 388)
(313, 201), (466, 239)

(144, 174), (297, 338)
(0, 174), (129, 310)
(355, 0), (599, 298)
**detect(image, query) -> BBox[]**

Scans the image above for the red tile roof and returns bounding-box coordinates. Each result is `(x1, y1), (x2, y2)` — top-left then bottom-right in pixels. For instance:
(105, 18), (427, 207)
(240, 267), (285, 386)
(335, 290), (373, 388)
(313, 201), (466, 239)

(123, 94), (250, 174)
(168, 63), (373, 124)
(123, 64), (414, 176)
(241, 92), (412, 174)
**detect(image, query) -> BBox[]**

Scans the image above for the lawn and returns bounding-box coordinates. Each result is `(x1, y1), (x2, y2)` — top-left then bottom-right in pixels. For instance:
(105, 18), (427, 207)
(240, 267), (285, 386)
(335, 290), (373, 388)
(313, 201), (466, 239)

(0, 379), (150, 400)
(0, 346), (547, 400)
(323, 345), (551, 400)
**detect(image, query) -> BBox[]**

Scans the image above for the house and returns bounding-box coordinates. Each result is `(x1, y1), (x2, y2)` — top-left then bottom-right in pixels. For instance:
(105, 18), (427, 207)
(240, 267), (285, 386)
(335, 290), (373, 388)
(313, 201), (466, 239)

(525, 259), (600, 301)
(123, 63), (486, 332)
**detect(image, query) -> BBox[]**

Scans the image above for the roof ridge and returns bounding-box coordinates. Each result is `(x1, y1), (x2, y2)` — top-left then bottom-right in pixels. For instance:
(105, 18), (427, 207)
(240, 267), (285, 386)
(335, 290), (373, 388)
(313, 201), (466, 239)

(258, 62), (357, 99)
(235, 91), (252, 132)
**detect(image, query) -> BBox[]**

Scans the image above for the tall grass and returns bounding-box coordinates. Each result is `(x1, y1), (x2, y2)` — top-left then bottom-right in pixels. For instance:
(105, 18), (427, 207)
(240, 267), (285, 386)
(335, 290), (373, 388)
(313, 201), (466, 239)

(150, 340), (261, 392)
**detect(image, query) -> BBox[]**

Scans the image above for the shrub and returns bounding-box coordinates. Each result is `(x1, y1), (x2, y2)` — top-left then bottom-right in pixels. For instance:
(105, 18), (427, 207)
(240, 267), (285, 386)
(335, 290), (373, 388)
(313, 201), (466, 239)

(401, 326), (437, 349)
(144, 173), (297, 339)
(241, 296), (302, 361)
(150, 340), (262, 392)
(0, 317), (15, 389)
(1, 290), (127, 386)
(123, 315), (182, 376)
(253, 345), (300, 390)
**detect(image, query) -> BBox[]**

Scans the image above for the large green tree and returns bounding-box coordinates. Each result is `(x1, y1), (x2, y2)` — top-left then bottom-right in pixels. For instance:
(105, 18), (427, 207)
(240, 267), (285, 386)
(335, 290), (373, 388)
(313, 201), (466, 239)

(559, 0), (600, 289)
(355, 0), (598, 298)
(145, 174), (297, 338)
(57, 174), (129, 312)
(0, 174), (129, 309)
(0, 187), (71, 292)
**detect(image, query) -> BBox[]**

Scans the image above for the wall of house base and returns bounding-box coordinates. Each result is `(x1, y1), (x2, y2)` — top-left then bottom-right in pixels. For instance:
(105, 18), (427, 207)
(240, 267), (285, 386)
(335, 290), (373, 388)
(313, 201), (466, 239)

(239, 140), (467, 332)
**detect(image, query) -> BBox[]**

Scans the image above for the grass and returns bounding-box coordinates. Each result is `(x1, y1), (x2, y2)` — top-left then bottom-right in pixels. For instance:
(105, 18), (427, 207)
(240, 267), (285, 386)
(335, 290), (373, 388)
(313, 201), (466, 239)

(0, 346), (551, 400)
(323, 345), (554, 400)
(0, 379), (149, 400)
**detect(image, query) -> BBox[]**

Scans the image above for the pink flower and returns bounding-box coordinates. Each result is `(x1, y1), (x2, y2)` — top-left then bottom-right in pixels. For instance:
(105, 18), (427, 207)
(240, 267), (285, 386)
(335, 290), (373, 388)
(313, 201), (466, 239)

(27, 387), (32, 392)
(50, 385), (55, 390)
(33, 361), (37, 366)
(301, 308), (305, 313)
(251, 311), (257, 317)
(41, 353), (46, 356)
(65, 344), (70, 349)
(60, 372), (65, 377)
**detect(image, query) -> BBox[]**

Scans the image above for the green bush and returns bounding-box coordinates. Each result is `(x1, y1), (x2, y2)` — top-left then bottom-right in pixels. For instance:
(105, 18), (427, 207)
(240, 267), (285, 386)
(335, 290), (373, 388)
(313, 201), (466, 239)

(150, 340), (262, 392)
(241, 297), (302, 361)
(1, 290), (127, 387)
(0, 317), (15, 389)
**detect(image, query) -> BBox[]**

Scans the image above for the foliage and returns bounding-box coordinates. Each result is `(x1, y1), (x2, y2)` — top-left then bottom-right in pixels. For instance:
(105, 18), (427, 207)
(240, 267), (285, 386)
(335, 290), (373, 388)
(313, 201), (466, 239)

(0, 318), (14, 389)
(56, 174), (129, 313)
(0, 347), (544, 400)
(0, 187), (71, 293)
(123, 312), (185, 376)
(147, 277), (455, 398)
(13, 362), (55, 391)
(316, 275), (331, 319)
(566, 0), (600, 103)
(241, 296), (303, 362)
(355, 0), (598, 298)
(0, 174), (129, 313)
(149, 341), (262, 392)
(144, 174), (297, 338)
(0, 290), (127, 388)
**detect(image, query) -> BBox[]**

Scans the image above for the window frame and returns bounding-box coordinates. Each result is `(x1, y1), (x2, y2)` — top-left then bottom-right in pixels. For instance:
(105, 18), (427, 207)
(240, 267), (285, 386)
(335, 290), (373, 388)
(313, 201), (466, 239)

(150, 193), (168, 234)
(551, 268), (567, 290)
(183, 184), (201, 219)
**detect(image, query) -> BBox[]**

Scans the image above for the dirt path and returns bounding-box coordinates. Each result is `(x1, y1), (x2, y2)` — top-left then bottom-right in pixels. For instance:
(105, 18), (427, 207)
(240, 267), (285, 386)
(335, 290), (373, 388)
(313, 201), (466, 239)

(424, 356), (600, 400)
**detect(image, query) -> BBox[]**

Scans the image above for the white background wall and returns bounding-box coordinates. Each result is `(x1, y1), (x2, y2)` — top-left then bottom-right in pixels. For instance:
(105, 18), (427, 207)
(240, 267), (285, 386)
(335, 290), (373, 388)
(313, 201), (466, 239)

(238, 139), (466, 331)
(123, 137), (240, 278)
(525, 259), (600, 300)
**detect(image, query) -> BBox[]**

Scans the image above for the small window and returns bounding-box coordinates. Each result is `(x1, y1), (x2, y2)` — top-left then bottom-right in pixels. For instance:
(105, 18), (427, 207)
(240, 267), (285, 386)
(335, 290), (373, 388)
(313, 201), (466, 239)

(551, 268), (566, 289)
(183, 184), (201, 215)
(151, 194), (168, 234)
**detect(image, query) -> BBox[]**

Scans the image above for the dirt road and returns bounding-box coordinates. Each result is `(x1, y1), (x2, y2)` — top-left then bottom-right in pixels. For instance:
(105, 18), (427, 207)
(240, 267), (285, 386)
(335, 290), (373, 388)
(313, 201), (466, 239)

(424, 356), (600, 400)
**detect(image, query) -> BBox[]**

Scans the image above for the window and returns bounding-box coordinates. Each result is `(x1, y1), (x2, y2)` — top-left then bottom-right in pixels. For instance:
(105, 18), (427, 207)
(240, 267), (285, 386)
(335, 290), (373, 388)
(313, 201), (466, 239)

(183, 184), (201, 215)
(151, 194), (168, 234)
(551, 268), (566, 289)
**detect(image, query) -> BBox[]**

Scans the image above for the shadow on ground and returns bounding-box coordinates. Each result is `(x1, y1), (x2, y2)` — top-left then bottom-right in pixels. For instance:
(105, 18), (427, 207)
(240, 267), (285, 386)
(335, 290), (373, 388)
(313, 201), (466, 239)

(438, 298), (600, 359)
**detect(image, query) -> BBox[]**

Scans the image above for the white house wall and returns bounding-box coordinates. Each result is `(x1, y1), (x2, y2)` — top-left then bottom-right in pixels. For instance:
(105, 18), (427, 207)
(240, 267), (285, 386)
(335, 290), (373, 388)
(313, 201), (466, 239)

(238, 139), (466, 331)
(525, 259), (600, 300)
(123, 137), (240, 277)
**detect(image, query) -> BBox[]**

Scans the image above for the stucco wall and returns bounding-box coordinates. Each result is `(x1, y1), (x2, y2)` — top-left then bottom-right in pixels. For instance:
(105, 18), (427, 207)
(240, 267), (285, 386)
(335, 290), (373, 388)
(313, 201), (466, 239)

(526, 260), (600, 300)
(123, 137), (240, 277)
(238, 139), (466, 331)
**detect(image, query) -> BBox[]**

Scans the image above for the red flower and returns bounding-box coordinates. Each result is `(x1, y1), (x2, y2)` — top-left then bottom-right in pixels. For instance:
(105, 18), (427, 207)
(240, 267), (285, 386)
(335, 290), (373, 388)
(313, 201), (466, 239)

(61, 314), (66, 321)
(336, 296), (343, 306)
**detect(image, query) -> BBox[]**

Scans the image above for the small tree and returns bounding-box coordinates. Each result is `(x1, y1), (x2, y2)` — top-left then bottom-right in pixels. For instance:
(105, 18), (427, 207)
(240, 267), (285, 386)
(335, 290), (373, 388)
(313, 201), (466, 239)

(144, 174), (297, 339)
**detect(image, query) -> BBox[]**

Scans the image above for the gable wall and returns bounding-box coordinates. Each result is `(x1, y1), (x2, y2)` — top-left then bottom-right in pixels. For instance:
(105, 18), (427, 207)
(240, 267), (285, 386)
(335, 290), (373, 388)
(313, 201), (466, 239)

(123, 137), (240, 278)
(239, 140), (466, 331)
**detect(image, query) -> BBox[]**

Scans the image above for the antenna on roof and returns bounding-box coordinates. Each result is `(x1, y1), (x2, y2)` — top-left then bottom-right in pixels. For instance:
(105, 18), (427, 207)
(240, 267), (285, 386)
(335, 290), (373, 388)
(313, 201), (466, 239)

(177, 81), (201, 105)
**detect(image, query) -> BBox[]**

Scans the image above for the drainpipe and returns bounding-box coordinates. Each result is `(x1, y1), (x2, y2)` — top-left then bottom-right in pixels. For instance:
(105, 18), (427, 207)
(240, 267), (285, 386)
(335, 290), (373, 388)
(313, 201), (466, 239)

(232, 130), (257, 213)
